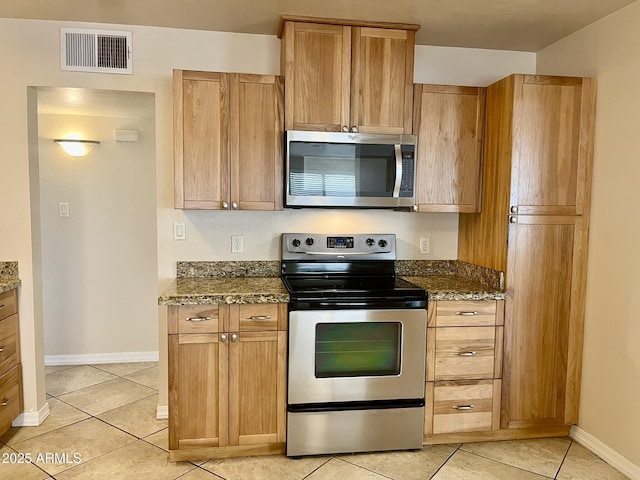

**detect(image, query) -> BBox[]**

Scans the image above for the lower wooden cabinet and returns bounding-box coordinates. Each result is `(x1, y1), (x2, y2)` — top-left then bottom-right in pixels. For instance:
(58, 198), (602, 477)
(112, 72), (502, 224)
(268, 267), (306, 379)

(168, 303), (287, 458)
(425, 300), (503, 437)
(0, 289), (22, 437)
(428, 379), (501, 434)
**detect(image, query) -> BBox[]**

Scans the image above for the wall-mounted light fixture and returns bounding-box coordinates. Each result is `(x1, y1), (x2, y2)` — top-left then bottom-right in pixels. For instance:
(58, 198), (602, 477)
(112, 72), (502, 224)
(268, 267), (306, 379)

(53, 138), (100, 157)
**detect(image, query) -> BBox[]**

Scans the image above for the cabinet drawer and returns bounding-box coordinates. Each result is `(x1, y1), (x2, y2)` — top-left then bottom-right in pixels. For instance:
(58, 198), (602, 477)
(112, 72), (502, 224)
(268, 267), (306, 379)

(238, 304), (279, 331)
(0, 290), (17, 321)
(0, 315), (18, 374)
(435, 301), (496, 327)
(432, 380), (494, 434)
(434, 327), (495, 380)
(0, 365), (21, 437)
(172, 305), (222, 334)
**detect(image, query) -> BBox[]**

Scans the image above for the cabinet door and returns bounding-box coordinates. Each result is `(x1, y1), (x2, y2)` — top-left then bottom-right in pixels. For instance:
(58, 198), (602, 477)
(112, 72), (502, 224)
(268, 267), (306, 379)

(511, 75), (596, 215)
(413, 85), (485, 212)
(351, 27), (415, 134)
(282, 22), (351, 132)
(228, 331), (287, 446)
(174, 70), (229, 209)
(229, 74), (284, 211)
(502, 215), (586, 429)
(169, 333), (228, 449)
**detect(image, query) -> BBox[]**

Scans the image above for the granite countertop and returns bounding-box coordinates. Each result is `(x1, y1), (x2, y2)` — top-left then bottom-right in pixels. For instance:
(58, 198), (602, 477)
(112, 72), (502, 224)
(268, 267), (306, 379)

(0, 261), (20, 295)
(160, 261), (288, 305)
(159, 260), (505, 306)
(401, 275), (506, 301)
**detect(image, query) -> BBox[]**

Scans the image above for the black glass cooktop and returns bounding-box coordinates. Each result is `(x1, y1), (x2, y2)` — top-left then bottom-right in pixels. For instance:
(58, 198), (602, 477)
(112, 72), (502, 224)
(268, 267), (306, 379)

(283, 275), (421, 294)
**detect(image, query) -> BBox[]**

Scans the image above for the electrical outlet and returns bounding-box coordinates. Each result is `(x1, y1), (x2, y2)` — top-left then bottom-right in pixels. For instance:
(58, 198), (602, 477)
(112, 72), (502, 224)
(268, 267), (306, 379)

(231, 235), (244, 253)
(420, 236), (431, 254)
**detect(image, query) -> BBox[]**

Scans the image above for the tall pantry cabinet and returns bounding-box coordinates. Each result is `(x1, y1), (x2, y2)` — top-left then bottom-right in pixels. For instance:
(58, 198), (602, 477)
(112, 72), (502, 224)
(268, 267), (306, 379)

(458, 75), (596, 431)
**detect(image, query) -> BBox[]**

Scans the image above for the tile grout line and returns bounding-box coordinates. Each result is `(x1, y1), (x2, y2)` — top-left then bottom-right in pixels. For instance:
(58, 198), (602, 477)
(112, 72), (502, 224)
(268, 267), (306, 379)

(554, 439), (574, 479)
(333, 455), (395, 479)
(299, 454), (336, 479)
(428, 443), (462, 479)
(456, 449), (556, 479)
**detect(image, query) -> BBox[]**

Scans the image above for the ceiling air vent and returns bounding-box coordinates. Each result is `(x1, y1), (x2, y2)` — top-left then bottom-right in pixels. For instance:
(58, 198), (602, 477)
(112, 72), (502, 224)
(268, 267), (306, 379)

(61, 28), (132, 74)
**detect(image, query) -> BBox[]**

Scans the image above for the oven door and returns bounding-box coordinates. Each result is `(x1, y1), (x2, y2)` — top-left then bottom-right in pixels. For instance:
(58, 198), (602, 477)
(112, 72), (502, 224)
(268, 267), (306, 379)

(288, 308), (426, 405)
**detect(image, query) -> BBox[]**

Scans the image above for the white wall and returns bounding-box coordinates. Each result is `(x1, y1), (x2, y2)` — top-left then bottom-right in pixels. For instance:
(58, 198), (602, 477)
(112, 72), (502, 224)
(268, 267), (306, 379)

(0, 16), (535, 416)
(38, 111), (157, 358)
(537, 2), (640, 468)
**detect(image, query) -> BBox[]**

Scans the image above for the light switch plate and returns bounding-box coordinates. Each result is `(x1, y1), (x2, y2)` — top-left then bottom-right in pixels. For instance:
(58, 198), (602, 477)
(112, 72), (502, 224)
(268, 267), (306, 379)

(58, 202), (70, 217)
(173, 222), (186, 240)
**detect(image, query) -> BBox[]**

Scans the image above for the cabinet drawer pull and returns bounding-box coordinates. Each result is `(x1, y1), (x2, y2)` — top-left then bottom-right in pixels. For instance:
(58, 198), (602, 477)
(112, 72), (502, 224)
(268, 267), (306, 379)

(452, 405), (474, 410)
(455, 311), (478, 316)
(1, 397), (10, 407)
(246, 315), (272, 321)
(454, 351), (477, 357)
(185, 316), (213, 322)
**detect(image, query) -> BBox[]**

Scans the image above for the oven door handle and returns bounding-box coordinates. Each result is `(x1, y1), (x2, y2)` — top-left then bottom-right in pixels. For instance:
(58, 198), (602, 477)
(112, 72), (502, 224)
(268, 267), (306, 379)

(392, 144), (403, 198)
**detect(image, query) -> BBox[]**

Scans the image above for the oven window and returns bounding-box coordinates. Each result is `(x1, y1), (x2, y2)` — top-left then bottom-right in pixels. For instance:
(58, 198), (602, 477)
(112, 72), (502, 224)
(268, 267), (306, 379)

(315, 322), (401, 378)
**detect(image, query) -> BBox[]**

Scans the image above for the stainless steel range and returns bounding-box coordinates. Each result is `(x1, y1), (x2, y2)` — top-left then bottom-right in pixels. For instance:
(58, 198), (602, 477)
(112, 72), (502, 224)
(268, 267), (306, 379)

(281, 233), (427, 457)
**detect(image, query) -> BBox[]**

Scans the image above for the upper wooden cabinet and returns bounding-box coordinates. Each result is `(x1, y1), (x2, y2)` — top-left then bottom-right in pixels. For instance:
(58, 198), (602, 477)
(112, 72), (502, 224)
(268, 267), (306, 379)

(413, 84), (486, 212)
(279, 16), (418, 134)
(174, 70), (284, 210)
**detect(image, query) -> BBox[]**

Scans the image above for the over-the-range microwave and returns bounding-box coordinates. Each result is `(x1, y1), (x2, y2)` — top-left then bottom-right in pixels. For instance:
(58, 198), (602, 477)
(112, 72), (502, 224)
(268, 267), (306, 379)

(285, 130), (417, 209)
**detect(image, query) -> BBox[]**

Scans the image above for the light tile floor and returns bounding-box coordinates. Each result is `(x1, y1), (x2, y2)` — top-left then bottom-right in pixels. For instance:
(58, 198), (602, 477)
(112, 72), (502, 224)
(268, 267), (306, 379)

(0, 363), (630, 479)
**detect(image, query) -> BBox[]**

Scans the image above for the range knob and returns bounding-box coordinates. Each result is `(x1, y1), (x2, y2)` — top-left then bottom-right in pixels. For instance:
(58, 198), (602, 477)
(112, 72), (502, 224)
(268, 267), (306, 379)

(292, 239), (301, 248)
(305, 237), (315, 246)
(378, 239), (388, 248)
(366, 238), (375, 247)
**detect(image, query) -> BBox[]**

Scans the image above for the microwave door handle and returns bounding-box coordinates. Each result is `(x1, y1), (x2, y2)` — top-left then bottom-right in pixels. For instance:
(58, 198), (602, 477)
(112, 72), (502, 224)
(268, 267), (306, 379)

(393, 144), (403, 198)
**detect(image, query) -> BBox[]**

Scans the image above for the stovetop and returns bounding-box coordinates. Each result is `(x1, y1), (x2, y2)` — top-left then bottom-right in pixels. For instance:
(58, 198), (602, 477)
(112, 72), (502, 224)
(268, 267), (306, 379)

(281, 233), (427, 309)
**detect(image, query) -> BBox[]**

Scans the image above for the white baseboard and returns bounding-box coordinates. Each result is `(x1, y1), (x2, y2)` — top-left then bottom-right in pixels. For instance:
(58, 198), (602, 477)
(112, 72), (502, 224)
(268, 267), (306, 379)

(45, 351), (159, 366)
(157, 404), (168, 420)
(13, 401), (50, 427)
(570, 425), (640, 480)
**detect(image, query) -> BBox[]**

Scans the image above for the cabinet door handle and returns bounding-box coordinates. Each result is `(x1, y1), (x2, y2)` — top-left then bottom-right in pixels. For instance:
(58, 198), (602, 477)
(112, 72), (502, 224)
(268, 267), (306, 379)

(455, 311), (478, 316)
(246, 315), (272, 320)
(1, 397), (10, 407)
(452, 405), (474, 410)
(232, 202), (239, 209)
(510, 205), (518, 214)
(185, 316), (213, 322)
(0, 304), (5, 308)
(509, 215), (517, 224)
(220, 334), (227, 343)
(342, 126), (349, 132)
(0, 346), (5, 352)
(454, 351), (477, 357)
(222, 202), (229, 209)
(231, 333), (238, 342)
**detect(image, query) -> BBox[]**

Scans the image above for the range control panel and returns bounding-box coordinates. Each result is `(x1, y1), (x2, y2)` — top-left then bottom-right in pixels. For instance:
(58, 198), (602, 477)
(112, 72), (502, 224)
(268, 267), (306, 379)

(282, 233), (396, 260)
